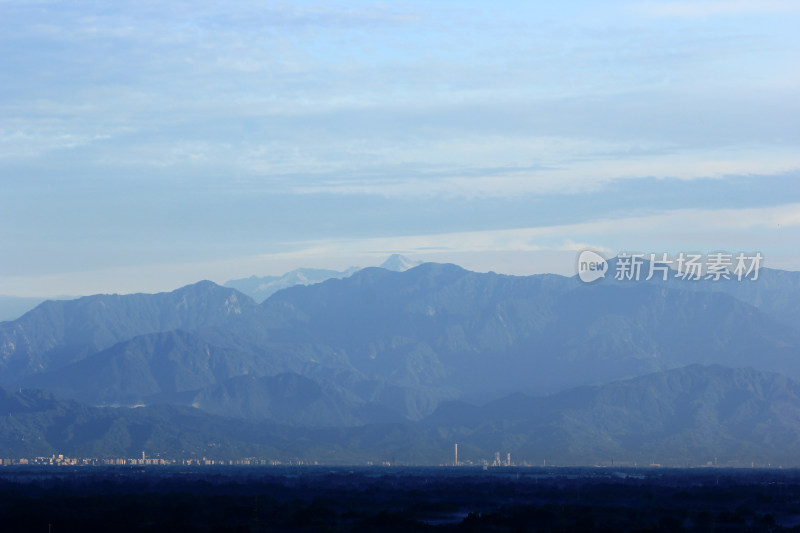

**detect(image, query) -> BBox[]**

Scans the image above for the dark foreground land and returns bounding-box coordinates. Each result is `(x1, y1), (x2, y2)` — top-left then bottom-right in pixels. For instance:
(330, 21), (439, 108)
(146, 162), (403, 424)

(1, 466), (799, 532)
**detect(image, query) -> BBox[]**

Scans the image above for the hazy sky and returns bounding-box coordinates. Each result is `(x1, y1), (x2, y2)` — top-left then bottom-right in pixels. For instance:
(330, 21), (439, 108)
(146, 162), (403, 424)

(2, 0), (799, 296)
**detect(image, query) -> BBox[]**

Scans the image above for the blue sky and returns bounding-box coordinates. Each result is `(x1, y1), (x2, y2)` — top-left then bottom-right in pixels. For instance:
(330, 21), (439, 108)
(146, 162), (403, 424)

(1, 0), (799, 296)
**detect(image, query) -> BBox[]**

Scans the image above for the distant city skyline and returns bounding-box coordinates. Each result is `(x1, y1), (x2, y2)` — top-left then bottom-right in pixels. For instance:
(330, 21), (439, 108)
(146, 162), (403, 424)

(2, 0), (799, 297)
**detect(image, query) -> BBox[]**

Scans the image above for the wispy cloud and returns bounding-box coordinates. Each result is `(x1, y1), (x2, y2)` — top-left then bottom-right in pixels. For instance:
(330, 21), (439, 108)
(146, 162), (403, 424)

(635, 0), (800, 18)
(278, 202), (800, 257)
(0, 129), (111, 158)
(4, 203), (798, 296)
(289, 146), (800, 199)
(2, 1), (798, 294)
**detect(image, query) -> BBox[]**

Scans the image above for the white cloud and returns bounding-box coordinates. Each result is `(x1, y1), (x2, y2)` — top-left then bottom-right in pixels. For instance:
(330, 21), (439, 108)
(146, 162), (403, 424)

(290, 145), (800, 199)
(279, 202), (800, 256)
(0, 129), (111, 158)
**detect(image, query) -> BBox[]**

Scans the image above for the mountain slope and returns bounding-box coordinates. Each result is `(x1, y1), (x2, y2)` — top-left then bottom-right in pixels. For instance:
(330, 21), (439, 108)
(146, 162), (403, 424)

(421, 365), (800, 466)
(0, 296), (51, 322)
(530, 283), (800, 389)
(0, 387), (288, 459)
(189, 372), (403, 427)
(599, 258), (800, 329)
(687, 267), (800, 329)
(0, 281), (257, 382)
(258, 264), (800, 399)
(20, 329), (282, 405)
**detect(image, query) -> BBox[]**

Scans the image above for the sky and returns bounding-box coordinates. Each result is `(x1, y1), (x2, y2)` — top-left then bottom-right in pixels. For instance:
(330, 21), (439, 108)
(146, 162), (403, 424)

(1, 0), (799, 296)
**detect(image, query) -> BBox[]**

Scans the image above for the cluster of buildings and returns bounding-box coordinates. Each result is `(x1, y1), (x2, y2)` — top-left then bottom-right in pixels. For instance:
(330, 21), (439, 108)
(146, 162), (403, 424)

(451, 444), (518, 468)
(0, 454), (316, 467)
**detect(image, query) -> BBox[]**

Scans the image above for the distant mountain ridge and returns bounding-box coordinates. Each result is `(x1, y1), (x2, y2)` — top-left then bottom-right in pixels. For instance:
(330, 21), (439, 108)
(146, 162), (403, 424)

(224, 267), (360, 303)
(2, 365), (800, 466)
(223, 254), (421, 302)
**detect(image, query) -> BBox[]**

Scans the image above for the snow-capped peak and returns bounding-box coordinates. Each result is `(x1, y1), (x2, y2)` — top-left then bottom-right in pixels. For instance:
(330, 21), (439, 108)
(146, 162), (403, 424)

(379, 254), (422, 272)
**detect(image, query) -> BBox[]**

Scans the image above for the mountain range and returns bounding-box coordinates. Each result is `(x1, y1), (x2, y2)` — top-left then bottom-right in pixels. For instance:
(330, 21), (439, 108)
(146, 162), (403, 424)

(0, 256), (798, 464)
